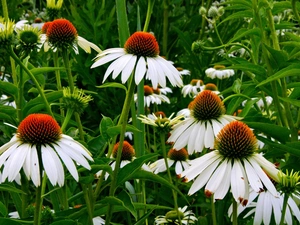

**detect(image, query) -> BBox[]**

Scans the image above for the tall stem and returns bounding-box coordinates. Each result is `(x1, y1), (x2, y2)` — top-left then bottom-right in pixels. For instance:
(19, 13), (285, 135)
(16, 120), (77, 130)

(8, 47), (53, 117)
(211, 195), (217, 225)
(105, 76), (136, 225)
(143, 0), (155, 32)
(162, 0), (168, 56)
(231, 199), (238, 225)
(61, 49), (74, 93)
(279, 193), (289, 225)
(159, 133), (181, 225)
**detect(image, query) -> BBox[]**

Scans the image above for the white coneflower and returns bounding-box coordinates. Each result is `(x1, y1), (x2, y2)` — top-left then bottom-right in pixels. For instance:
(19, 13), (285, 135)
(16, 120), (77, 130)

(0, 114), (93, 187)
(205, 65), (234, 79)
(91, 31), (183, 89)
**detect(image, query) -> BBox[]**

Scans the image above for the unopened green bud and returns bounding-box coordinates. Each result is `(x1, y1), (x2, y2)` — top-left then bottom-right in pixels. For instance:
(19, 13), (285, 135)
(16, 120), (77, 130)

(218, 6), (225, 17)
(208, 6), (219, 19)
(199, 6), (207, 16)
(165, 210), (184, 221)
(192, 40), (204, 54)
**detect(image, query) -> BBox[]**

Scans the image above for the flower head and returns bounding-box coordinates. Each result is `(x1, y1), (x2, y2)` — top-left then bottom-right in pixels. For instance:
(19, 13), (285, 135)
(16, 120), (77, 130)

(91, 31), (183, 89)
(46, 0), (63, 20)
(154, 206), (197, 224)
(0, 18), (15, 47)
(181, 79), (204, 98)
(16, 24), (41, 54)
(62, 87), (93, 114)
(41, 19), (101, 54)
(139, 112), (184, 134)
(179, 121), (279, 204)
(168, 90), (238, 154)
(277, 170), (300, 195)
(0, 114), (93, 187)
(150, 148), (190, 175)
(134, 85), (171, 107)
(205, 65), (234, 80)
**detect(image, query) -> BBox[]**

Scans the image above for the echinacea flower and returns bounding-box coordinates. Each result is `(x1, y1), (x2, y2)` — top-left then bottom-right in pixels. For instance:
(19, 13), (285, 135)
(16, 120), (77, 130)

(205, 65), (234, 79)
(154, 206), (198, 224)
(91, 31), (183, 89)
(138, 112), (184, 134)
(0, 114), (93, 187)
(150, 148), (190, 175)
(0, 18), (15, 47)
(134, 85), (171, 107)
(228, 189), (300, 225)
(40, 18), (101, 54)
(16, 24), (41, 53)
(180, 121), (279, 204)
(168, 90), (239, 154)
(96, 141), (150, 179)
(181, 79), (204, 98)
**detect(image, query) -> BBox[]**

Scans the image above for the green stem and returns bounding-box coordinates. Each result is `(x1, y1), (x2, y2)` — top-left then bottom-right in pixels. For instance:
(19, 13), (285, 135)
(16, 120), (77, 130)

(291, 0), (300, 24)
(159, 133), (181, 225)
(143, 0), (155, 32)
(279, 193), (289, 225)
(105, 77), (136, 225)
(162, 0), (168, 56)
(33, 185), (42, 225)
(1, 0), (9, 20)
(20, 173), (29, 219)
(17, 67), (24, 121)
(74, 112), (85, 141)
(8, 47), (53, 117)
(82, 184), (94, 225)
(61, 108), (74, 132)
(231, 199), (237, 225)
(61, 49), (74, 93)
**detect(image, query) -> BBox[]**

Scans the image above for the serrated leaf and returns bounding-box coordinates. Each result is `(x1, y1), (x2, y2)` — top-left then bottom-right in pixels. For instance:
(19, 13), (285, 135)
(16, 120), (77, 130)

(107, 124), (141, 138)
(257, 64), (300, 87)
(243, 122), (290, 143)
(96, 82), (127, 92)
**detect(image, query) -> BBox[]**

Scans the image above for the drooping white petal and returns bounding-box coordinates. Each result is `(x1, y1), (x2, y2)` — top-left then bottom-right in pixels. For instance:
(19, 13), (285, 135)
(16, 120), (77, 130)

(254, 192), (265, 225)
(205, 158), (229, 198)
(244, 159), (263, 193)
(121, 55), (137, 84)
(175, 161), (183, 175)
(135, 56), (147, 85)
(146, 57), (160, 89)
(204, 122), (215, 149)
(188, 157), (221, 195)
(55, 145), (79, 181)
(252, 154), (279, 183)
(29, 146), (40, 187)
(111, 54), (133, 80)
(77, 36), (101, 53)
(168, 118), (194, 143)
(262, 190), (272, 225)
(214, 158), (231, 200)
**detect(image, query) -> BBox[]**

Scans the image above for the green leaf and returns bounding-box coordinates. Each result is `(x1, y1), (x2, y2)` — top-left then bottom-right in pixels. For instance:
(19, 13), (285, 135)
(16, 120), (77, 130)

(261, 138), (300, 157)
(116, 153), (158, 186)
(115, 0), (130, 46)
(107, 124), (141, 138)
(278, 97), (300, 107)
(0, 218), (22, 225)
(0, 81), (18, 97)
(238, 98), (259, 117)
(99, 196), (137, 219)
(219, 10), (253, 24)
(30, 67), (65, 76)
(0, 184), (26, 194)
(0, 201), (7, 217)
(264, 44), (288, 70)
(96, 82), (127, 92)
(228, 28), (260, 43)
(50, 220), (77, 225)
(257, 64), (300, 87)
(118, 190), (137, 219)
(23, 91), (63, 116)
(99, 115), (115, 141)
(243, 122), (290, 143)
(227, 62), (266, 77)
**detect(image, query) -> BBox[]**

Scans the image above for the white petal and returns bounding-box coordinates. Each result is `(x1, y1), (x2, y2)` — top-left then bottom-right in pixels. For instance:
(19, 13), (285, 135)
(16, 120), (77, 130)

(77, 36), (101, 53)
(175, 161), (183, 175)
(263, 190), (272, 225)
(214, 158), (231, 200)
(112, 54), (133, 79)
(204, 122), (215, 149)
(244, 159), (263, 193)
(29, 146), (40, 187)
(231, 159), (246, 204)
(121, 55), (137, 83)
(55, 145), (79, 181)
(146, 57), (160, 89)
(254, 192), (265, 225)
(135, 57), (147, 85)
(91, 52), (125, 69)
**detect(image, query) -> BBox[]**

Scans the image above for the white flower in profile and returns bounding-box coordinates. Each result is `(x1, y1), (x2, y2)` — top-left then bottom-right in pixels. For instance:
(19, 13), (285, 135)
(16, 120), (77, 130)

(181, 79), (204, 98)
(150, 148), (190, 175)
(168, 90), (239, 154)
(92, 216), (105, 225)
(179, 121), (279, 204)
(0, 114), (93, 187)
(134, 85), (171, 107)
(205, 65), (234, 79)
(40, 19), (101, 54)
(91, 31), (183, 89)
(154, 206), (198, 224)
(228, 189), (300, 225)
